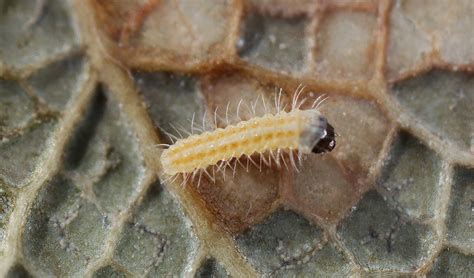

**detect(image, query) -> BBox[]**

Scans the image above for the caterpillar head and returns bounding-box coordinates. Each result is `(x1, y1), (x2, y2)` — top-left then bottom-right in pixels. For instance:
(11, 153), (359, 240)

(299, 110), (336, 154)
(311, 120), (336, 154)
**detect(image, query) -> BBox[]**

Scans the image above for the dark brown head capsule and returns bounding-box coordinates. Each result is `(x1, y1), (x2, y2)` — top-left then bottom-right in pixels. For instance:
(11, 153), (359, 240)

(312, 120), (336, 154)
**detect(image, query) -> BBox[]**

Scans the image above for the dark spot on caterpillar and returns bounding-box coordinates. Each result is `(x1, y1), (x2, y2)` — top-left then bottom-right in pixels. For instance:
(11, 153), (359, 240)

(312, 121), (336, 154)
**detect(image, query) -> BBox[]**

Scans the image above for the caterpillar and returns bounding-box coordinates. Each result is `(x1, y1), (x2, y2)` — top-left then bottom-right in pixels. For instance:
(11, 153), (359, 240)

(158, 85), (336, 186)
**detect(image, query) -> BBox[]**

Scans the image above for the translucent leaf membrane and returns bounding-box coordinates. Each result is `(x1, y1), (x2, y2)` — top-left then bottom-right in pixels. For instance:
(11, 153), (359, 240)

(134, 71), (206, 140)
(315, 10), (376, 80)
(378, 132), (442, 220)
(427, 248), (474, 277)
(317, 96), (391, 186)
(23, 175), (110, 277)
(62, 89), (146, 213)
(387, 0), (474, 81)
(331, 0), (377, 6)
(0, 0), (79, 70)
(247, 0), (316, 17)
(338, 191), (437, 272)
(91, 0), (237, 68)
(5, 264), (33, 278)
(195, 258), (230, 278)
(0, 185), (14, 249)
(0, 53), (88, 188)
(386, 0), (432, 81)
(396, 0), (474, 65)
(193, 164), (280, 234)
(236, 210), (352, 276)
(446, 168), (474, 251)
(0, 79), (35, 133)
(391, 70), (474, 153)
(0, 120), (57, 187)
(200, 72), (284, 125)
(92, 265), (126, 278)
(116, 182), (198, 277)
(289, 155), (357, 222)
(238, 11), (310, 74)
(28, 54), (88, 112)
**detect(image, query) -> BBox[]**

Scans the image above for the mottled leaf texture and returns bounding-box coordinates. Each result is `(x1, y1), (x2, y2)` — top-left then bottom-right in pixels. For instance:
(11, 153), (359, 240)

(0, 0), (473, 276)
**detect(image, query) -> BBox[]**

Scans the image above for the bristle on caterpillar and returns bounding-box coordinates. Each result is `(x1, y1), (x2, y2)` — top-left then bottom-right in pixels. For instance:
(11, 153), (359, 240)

(158, 85), (336, 186)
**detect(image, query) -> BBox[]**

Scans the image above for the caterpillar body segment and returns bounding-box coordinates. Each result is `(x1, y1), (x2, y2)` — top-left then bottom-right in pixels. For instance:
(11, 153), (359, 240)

(162, 109), (329, 176)
(159, 86), (336, 185)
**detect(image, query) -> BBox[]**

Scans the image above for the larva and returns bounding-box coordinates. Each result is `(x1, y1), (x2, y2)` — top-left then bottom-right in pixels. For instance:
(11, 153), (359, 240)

(159, 86), (336, 185)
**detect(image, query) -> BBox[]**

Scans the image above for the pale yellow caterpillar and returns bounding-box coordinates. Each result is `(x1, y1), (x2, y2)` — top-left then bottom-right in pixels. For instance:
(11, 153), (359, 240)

(158, 86), (336, 186)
